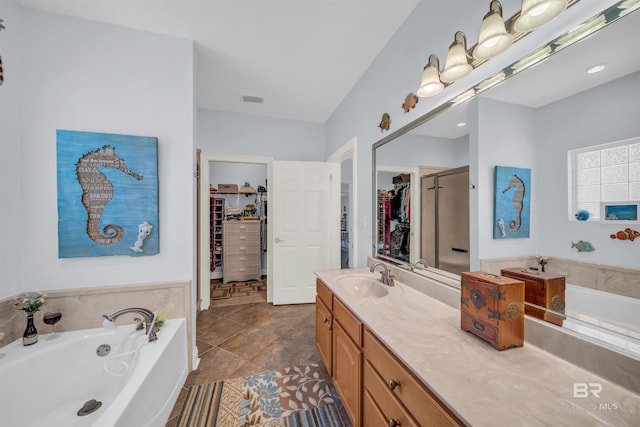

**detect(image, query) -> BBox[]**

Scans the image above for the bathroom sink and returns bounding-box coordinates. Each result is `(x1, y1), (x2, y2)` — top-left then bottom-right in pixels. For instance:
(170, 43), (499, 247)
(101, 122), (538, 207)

(335, 274), (389, 298)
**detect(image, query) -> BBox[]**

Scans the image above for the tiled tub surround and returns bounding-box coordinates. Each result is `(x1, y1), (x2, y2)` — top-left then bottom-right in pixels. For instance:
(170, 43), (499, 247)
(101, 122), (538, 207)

(0, 280), (192, 367)
(480, 256), (640, 300)
(316, 266), (640, 426)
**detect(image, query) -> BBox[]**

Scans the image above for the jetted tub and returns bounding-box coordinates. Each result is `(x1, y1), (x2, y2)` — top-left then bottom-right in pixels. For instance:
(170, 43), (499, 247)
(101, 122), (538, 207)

(0, 317), (188, 427)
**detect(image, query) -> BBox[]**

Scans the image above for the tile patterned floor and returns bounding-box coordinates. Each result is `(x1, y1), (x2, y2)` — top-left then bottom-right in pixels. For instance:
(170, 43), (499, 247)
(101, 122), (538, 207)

(165, 302), (323, 426)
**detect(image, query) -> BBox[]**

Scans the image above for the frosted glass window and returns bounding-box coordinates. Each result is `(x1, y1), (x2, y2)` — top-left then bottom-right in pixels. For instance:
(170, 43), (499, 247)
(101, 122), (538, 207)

(602, 183), (628, 201)
(601, 146), (627, 166)
(577, 151), (600, 169)
(578, 185), (600, 202)
(630, 143), (640, 162)
(630, 162), (640, 181)
(578, 168), (600, 185)
(631, 182), (640, 200)
(570, 137), (639, 221)
(601, 164), (628, 184)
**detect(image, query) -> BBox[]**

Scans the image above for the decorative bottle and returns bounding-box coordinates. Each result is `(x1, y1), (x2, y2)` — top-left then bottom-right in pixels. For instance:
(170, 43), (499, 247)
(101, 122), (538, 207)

(23, 314), (38, 346)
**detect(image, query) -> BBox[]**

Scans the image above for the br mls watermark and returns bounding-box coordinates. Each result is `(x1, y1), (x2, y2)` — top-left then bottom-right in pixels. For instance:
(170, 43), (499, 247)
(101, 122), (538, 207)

(561, 383), (620, 411)
(573, 382), (602, 398)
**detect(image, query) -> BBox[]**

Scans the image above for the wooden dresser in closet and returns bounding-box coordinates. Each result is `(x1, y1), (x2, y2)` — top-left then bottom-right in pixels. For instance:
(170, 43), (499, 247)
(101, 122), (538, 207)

(222, 220), (261, 283)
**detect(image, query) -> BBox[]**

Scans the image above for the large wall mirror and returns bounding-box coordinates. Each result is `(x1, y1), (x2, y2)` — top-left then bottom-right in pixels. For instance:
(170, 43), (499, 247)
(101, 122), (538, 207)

(373, 1), (640, 357)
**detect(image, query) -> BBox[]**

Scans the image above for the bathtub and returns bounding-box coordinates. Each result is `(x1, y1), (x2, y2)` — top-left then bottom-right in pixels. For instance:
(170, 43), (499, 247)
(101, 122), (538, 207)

(0, 317), (188, 427)
(563, 284), (640, 357)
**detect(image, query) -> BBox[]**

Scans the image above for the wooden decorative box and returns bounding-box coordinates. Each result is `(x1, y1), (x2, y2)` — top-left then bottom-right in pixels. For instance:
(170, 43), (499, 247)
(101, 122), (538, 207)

(460, 272), (524, 351)
(500, 267), (566, 326)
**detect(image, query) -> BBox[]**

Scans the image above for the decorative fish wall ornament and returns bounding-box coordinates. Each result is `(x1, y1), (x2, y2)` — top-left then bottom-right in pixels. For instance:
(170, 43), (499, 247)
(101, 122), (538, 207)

(378, 113), (391, 132)
(571, 240), (595, 252)
(574, 209), (590, 221)
(610, 228), (640, 241)
(402, 93), (418, 112)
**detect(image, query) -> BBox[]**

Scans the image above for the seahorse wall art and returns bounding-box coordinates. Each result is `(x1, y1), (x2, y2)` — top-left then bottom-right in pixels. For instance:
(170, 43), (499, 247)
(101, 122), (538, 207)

(493, 166), (531, 239)
(57, 130), (159, 258)
(76, 145), (143, 245)
(502, 174), (525, 232)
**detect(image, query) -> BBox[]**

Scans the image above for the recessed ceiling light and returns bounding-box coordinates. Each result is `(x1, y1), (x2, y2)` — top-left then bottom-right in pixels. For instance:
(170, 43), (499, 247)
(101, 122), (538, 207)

(456, 122), (467, 127)
(586, 64), (606, 74)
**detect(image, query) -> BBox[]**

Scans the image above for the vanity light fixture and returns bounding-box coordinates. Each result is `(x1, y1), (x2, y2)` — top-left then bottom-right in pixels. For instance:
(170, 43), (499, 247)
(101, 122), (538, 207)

(586, 63), (606, 74)
(513, 0), (567, 32)
(473, 0), (513, 61)
(441, 31), (474, 83)
(417, 54), (445, 97)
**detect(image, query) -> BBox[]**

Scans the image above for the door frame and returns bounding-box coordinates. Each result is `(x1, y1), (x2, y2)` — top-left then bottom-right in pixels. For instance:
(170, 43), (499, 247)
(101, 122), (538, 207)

(328, 137), (358, 268)
(198, 154), (273, 310)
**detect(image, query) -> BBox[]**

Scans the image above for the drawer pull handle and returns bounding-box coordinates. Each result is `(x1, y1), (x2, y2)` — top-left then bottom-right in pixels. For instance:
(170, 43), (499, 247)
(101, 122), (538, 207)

(326, 322), (333, 331)
(388, 418), (401, 427)
(472, 320), (485, 331)
(388, 379), (401, 390)
(323, 316), (330, 324)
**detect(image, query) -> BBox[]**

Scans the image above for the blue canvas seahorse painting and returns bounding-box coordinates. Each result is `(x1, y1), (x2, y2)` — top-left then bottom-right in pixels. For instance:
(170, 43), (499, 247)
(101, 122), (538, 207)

(493, 166), (531, 239)
(57, 130), (159, 258)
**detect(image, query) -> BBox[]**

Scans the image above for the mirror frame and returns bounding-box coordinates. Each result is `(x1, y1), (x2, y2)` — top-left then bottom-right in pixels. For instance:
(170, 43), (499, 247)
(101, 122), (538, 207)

(372, 0), (640, 281)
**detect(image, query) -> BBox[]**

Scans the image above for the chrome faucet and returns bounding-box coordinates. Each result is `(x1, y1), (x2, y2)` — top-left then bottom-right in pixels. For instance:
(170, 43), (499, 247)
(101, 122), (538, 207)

(411, 258), (429, 271)
(103, 307), (159, 342)
(370, 262), (394, 286)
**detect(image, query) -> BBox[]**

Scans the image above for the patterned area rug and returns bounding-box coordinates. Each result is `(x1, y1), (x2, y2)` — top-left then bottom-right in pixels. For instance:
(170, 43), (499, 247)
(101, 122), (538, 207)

(211, 279), (267, 300)
(177, 364), (348, 427)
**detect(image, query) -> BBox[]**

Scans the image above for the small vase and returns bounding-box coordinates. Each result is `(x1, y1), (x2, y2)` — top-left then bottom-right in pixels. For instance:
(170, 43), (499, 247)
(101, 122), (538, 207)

(23, 314), (38, 346)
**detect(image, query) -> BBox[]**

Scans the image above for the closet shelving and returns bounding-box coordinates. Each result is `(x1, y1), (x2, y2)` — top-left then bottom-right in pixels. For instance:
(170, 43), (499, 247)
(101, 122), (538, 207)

(377, 194), (392, 256)
(210, 196), (225, 272)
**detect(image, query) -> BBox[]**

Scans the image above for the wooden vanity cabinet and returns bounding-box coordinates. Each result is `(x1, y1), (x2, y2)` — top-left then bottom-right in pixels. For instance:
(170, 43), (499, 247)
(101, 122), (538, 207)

(315, 278), (462, 427)
(363, 328), (462, 427)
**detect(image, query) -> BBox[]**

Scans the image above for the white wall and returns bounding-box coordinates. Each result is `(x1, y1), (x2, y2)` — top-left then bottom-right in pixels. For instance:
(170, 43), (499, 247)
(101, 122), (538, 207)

(0, 0), (24, 298)
(535, 71), (640, 268)
(197, 109), (325, 161)
(1, 4), (196, 299)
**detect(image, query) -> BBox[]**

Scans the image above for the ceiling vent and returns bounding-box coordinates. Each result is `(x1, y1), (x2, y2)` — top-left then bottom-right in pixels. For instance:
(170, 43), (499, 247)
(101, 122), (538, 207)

(242, 95), (264, 104)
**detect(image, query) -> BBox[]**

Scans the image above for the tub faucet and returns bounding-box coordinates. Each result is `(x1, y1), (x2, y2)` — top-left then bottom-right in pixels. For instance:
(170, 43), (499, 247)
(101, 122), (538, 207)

(103, 307), (159, 342)
(411, 259), (429, 271)
(370, 262), (394, 286)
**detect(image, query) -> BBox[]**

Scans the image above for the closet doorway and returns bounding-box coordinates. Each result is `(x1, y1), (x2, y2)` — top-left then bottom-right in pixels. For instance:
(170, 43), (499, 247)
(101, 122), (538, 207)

(198, 154), (340, 309)
(199, 155), (273, 310)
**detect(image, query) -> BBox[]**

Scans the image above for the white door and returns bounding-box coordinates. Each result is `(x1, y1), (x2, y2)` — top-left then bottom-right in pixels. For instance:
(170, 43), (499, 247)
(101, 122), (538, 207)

(272, 160), (339, 304)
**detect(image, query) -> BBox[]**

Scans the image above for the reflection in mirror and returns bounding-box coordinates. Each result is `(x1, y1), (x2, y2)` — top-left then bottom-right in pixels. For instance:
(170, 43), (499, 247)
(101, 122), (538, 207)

(373, 2), (640, 357)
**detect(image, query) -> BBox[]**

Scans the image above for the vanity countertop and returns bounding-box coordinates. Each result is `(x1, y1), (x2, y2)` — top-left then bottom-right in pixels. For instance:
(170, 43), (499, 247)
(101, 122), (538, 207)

(315, 268), (640, 427)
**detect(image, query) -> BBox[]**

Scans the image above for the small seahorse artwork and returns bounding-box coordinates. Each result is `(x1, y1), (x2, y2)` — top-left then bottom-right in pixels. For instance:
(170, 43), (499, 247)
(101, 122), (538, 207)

(131, 221), (153, 253)
(57, 130), (159, 258)
(497, 218), (507, 238)
(493, 166), (531, 239)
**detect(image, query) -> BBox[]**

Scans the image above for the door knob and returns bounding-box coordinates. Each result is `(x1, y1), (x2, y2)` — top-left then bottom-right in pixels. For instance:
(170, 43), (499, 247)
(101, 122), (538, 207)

(275, 237), (281, 243)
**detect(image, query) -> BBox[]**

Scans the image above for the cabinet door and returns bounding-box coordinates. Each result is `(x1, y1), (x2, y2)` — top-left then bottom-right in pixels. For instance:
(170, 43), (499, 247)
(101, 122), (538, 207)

(333, 321), (362, 427)
(315, 296), (333, 376)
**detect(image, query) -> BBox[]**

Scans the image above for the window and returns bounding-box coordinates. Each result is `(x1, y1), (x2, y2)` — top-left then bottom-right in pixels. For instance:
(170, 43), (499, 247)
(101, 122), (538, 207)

(570, 137), (640, 220)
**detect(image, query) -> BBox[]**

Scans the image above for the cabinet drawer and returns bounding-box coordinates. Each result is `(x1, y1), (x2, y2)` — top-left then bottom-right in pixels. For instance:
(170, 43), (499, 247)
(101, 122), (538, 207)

(223, 253), (260, 267)
(316, 279), (333, 310)
(223, 244), (260, 256)
(333, 297), (362, 346)
(363, 361), (419, 427)
(364, 328), (460, 427)
(461, 312), (498, 343)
